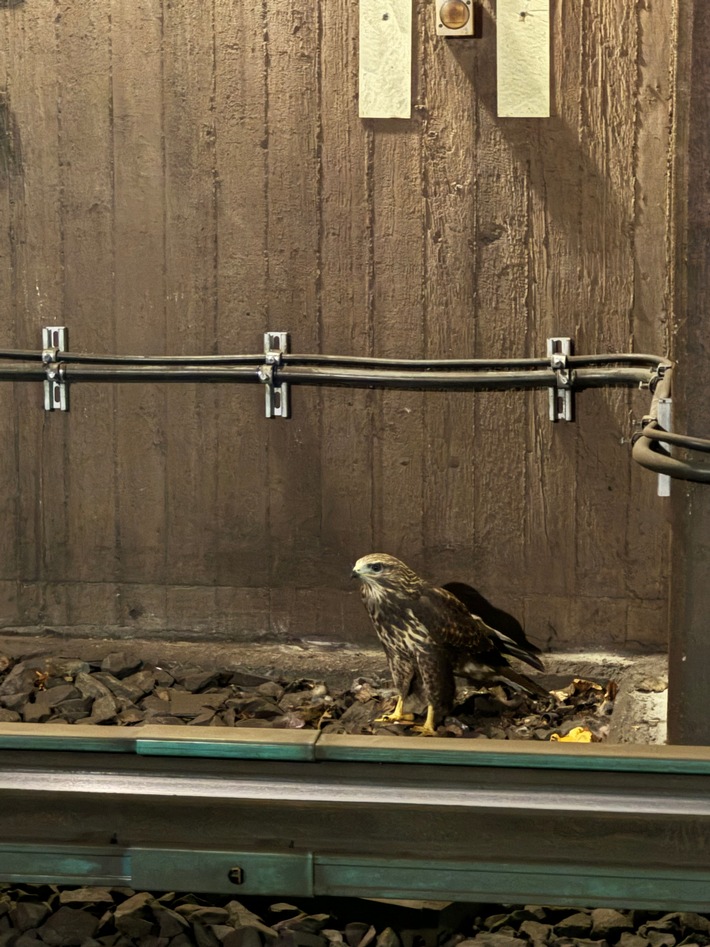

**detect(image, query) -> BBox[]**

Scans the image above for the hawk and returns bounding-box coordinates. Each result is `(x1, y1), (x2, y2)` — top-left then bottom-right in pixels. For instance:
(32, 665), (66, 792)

(352, 553), (547, 735)
(441, 581), (540, 654)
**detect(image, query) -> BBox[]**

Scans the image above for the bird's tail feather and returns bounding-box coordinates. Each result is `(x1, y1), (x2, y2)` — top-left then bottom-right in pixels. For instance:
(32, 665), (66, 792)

(497, 665), (549, 699)
(491, 628), (545, 672)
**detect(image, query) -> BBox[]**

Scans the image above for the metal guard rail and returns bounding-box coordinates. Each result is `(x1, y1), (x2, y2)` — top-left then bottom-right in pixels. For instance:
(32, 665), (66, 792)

(3, 723), (710, 908)
(1, 342), (709, 482)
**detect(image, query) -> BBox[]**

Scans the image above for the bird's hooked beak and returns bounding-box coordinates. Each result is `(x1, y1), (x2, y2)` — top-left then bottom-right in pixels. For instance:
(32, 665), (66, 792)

(351, 558), (370, 581)
(352, 556), (388, 583)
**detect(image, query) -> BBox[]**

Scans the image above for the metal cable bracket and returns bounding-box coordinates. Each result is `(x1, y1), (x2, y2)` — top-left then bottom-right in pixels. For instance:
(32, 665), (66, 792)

(547, 337), (574, 422)
(42, 326), (68, 412)
(259, 332), (290, 419)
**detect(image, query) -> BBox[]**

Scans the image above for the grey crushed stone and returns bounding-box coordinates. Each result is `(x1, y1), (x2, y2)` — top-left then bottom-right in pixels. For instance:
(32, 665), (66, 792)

(0, 889), (709, 947)
(0, 649), (614, 741)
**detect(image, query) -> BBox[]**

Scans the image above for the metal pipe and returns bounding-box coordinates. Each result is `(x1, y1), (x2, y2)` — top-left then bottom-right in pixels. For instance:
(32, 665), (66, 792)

(0, 349), (672, 371)
(0, 362), (655, 389)
(568, 353), (672, 369)
(6, 345), (710, 484)
(285, 352), (668, 371)
(0, 367), (47, 381)
(66, 365), (262, 383)
(0, 349), (47, 362)
(277, 365), (654, 390)
(632, 367), (710, 482)
(632, 423), (710, 483)
(59, 352), (265, 366)
(0, 365), (261, 383)
(641, 426), (710, 454)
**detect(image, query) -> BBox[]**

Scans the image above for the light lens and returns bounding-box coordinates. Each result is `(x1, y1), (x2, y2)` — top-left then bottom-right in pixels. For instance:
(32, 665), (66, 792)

(440, 0), (470, 29)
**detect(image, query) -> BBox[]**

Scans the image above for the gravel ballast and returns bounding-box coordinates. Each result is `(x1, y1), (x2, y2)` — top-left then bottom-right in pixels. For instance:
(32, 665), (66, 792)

(0, 887), (706, 947)
(0, 649), (617, 740)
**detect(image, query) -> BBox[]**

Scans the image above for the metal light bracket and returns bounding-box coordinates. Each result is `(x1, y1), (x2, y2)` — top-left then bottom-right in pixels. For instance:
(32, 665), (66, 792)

(260, 331), (290, 419)
(656, 396), (672, 497)
(547, 337), (574, 422)
(42, 326), (68, 412)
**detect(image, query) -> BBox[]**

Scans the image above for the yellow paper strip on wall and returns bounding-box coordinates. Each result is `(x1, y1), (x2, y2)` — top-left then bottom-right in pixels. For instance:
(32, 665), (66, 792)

(359, 0), (412, 119)
(497, 0), (550, 118)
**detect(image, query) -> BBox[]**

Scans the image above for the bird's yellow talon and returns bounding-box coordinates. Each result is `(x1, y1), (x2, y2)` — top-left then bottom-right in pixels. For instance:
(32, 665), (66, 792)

(375, 712), (415, 723)
(375, 695), (414, 724)
(410, 704), (438, 736)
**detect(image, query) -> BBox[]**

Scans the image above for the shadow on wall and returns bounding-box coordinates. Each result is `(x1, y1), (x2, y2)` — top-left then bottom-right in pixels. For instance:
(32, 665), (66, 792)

(0, 93), (22, 181)
(0, 1), (25, 7)
(446, 0), (627, 246)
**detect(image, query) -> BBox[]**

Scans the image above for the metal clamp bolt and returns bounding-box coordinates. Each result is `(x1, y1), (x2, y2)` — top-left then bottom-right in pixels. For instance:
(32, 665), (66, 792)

(42, 326), (68, 412)
(547, 336), (574, 422)
(260, 332), (290, 419)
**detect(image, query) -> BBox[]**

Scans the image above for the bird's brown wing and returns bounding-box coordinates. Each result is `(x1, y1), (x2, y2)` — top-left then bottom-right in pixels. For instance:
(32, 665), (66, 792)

(442, 581), (542, 657)
(409, 585), (545, 670)
(399, 585), (547, 699)
(423, 585), (545, 672)
(406, 585), (498, 651)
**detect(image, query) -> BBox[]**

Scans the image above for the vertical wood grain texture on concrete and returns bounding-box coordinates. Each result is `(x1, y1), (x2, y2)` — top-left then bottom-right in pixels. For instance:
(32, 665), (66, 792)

(5, 0), (64, 630)
(212, 0), (270, 605)
(0, 13), (18, 601)
(112, 0), (167, 622)
(320, 0), (376, 573)
(163, 2), (218, 591)
(265, 0), (322, 608)
(420, 18), (476, 585)
(0, 0), (678, 649)
(58, 0), (116, 615)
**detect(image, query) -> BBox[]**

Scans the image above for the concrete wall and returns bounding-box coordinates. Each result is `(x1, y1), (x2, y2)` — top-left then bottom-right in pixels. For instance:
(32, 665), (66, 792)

(0, 0), (677, 649)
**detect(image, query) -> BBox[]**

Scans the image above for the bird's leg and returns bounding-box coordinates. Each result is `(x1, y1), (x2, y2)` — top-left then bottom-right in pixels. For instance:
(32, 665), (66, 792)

(375, 695), (415, 723)
(411, 704), (438, 736)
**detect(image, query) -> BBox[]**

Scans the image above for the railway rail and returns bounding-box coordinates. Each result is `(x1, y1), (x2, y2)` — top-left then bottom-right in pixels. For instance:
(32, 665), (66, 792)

(2, 724), (710, 911)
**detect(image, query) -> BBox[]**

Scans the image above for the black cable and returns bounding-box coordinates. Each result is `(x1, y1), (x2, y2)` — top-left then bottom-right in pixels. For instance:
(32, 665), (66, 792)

(632, 424), (710, 484)
(0, 362), (655, 390)
(59, 352), (265, 366)
(277, 365), (653, 391)
(0, 348), (672, 372)
(0, 349), (45, 361)
(639, 425), (710, 455)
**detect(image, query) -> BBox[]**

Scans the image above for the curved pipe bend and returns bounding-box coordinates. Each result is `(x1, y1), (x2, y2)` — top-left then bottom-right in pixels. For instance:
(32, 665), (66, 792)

(632, 424), (710, 484)
(632, 367), (710, 482)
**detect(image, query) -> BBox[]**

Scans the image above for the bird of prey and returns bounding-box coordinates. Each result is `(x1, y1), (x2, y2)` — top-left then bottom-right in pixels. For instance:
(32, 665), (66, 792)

(352, 553), (547, 735)
(442, 581), (541, 655)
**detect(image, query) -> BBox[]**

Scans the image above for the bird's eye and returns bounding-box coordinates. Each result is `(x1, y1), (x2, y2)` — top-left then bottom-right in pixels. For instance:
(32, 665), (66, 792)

(370, 562), (383, 573)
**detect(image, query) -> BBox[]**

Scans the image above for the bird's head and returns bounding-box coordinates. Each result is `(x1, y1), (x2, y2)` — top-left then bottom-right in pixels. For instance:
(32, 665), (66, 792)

(352, 554), (423, 595)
